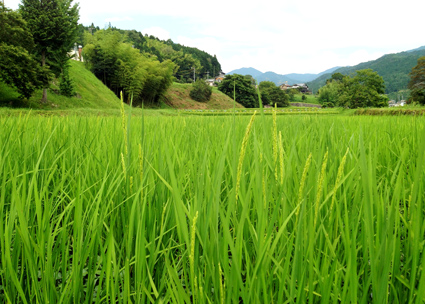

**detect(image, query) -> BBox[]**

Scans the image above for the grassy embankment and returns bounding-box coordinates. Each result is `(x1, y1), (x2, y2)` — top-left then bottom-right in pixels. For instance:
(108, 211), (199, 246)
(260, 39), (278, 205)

(0, 60), (241, 116)
(290, 93), (320, 105)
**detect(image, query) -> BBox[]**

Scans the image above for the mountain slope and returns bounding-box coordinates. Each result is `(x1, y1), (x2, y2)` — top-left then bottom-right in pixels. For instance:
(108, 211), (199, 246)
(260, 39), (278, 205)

(227, 67), (264, 78)
(307, 48), (425, 94)
(227, 66), (342, 85)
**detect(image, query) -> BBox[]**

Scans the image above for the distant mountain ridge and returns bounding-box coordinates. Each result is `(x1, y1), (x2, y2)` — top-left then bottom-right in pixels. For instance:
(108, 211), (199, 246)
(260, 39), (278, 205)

(227, 66), (341, 86)
(307, 47), (425, 94)
(228, 46), (425, 94)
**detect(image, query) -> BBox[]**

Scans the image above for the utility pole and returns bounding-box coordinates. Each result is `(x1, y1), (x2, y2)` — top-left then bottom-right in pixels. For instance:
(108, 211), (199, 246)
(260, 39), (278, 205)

(193, 67), (196, 82)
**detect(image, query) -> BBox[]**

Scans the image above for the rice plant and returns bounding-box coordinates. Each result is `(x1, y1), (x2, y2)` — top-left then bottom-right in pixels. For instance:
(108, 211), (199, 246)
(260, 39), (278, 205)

(1, 112), (425, 303)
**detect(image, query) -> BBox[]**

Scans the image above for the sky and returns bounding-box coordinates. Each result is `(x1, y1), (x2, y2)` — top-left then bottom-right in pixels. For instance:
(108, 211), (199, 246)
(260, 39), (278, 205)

(5, 0), (425, 75)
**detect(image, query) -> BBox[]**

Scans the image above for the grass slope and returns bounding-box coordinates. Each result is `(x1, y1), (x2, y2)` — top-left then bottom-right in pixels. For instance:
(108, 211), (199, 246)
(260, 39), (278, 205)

(0, 60), (121, 110)
(1, 61), (240, 112)
(162, 82), (244, 109)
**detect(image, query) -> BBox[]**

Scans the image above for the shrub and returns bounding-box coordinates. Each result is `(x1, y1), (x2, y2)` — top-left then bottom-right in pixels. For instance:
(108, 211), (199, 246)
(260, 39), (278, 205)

(59, 68), (76, 97)
(190, 79), (212, 102)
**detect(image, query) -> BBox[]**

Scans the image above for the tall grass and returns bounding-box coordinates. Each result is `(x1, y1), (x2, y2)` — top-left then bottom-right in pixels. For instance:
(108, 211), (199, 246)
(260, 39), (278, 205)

(1, 113), (425, 303)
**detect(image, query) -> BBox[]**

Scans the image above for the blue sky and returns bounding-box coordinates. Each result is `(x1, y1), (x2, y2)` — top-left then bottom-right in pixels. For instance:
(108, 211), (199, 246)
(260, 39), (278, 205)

(6, 0), (425, 74)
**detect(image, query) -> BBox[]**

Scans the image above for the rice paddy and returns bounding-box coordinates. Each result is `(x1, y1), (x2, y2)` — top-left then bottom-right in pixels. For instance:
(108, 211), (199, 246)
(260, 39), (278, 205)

(1, 109), (425, 303)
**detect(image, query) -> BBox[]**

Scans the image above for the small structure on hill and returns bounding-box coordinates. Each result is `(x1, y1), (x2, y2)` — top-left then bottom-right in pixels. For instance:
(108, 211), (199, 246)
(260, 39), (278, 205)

(69, 43), (83, 62)
(389, 100), (406, 107)
(280, 83), (310, 93)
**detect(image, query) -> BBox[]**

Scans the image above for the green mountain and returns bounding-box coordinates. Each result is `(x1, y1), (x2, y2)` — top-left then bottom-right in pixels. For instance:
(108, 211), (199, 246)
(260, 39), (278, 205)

(227, 67), (264, 78)
(307, 47), (425, 94)
(227, 67), (341, 85)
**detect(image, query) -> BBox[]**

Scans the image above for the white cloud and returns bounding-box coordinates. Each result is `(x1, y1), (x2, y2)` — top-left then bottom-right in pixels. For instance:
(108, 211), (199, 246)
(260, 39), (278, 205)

(142, 27), (171, 41)
(104, 16), (133, 23)
(5, 0), (425, 74)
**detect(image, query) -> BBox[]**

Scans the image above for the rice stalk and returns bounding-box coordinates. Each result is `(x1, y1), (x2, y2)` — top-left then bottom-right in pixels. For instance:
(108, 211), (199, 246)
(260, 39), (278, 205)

(235, 111), (257, 203)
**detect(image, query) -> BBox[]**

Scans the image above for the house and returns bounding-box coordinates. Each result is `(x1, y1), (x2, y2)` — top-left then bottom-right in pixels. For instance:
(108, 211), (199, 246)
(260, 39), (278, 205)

(389, 100), (406, 107)
(68, 43), (83, 62)
(279, 83), (292, 90)
(280, 83), (310, 93)
(215, 72), (226, 83)
(205, 79), (216, 86)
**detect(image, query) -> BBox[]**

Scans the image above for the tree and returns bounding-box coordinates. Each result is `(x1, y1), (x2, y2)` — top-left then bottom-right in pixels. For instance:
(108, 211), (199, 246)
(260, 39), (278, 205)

(218, 74), (258, 108)
(0, 3), (49, 99)
(318, 69), (388, 108)
(19, 0), (80, 102)
(266, 86), (289, 107)
(318, 80), (341, 107)
(190, 80), (212, 102)
(408, 56), (425, 104)
(259, 81), (289, 107)
(326, 72), (345, 84)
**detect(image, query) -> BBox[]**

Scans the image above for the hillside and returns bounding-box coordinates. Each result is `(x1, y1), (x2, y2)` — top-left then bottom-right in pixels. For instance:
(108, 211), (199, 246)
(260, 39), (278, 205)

(161, 83), (244, 109)
(307, 48), (425, 94)
(77, 25), (222, 81)
(0, 60), (121, 109)
(0, 60), (240, 111)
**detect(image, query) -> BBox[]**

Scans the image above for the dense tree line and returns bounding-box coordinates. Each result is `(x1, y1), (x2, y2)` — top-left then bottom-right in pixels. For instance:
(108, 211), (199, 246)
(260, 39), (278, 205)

(83, 29), (175, 105)
(217, 75), (289, 108)
(78, 25), (222, 83)
(318, 69), (388, 108)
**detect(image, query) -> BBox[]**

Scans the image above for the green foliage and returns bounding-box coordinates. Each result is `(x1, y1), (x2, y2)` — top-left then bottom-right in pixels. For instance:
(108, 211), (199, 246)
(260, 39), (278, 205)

(326, 72), (345, 84)
(319, 70), (388, 108)
(259, 81), (289, 107)
(59, 66), (75, 97)
(218, 74), (258, 108)
(83, 29), (175, 105)
(190, 80), (212, 102)
(77, 25), (222, 84)
(408, 56), (425, 105)
(318, 80), (340, 107)
(19, 0), (80, 102)
(258, 81), (276, 91)
(0, 4), (49, 99)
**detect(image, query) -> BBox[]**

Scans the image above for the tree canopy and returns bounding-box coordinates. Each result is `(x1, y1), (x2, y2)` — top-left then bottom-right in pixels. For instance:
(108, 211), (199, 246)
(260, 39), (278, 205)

(408, 56), (425, 105)
(83, 29), (175, 105)
(19, 0), (80, 102)
(0, 3), (48, 99)
(258, 81), (289, 107)
(318, 69), (388, 108)
(218, 74), (258, 108)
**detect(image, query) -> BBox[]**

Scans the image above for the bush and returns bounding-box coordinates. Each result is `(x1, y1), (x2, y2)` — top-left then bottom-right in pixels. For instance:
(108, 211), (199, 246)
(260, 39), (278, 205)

(190, 80), (212, 102)
(59, 68), (76, 97)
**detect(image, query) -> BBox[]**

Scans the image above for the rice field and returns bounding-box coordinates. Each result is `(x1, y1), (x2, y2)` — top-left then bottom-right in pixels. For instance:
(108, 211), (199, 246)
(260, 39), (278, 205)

(1, 110), (425, 303)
